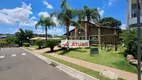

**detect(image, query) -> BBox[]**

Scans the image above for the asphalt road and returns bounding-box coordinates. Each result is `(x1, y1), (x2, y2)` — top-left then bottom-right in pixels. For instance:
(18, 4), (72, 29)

(0, 48), (76, 80)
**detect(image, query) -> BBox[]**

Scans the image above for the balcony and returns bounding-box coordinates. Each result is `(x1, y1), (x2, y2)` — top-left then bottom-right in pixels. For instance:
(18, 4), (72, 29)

(129, 9), (142, 25)
(131, 9), (142, 18)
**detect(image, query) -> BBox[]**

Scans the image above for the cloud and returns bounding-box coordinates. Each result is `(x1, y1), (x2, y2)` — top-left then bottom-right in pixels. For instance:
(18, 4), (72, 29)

(120, 24), (126, 30)
(108, 0), (116, 6)
(0, 2), (37, 27)
(108, 0), (112, 6)
(19, 16), (37, 26)
(34, 27), (65, 35)
(51, 16), (59, 26)
(97, 7), (104, 16)
(34, 29), (45, 34)
(38, 12), (50, 17)
(12, 28), (20, 34)
(48, 27), (64, 36)
(43, 0), (53, 9)
(69, 26), (75, 31)
(38, 11), (59, 26)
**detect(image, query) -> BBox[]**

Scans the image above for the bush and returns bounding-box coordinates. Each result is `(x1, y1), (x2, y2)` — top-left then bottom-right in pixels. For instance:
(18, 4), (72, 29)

(23, 43), (30, 47)
(0, 39), (7, 45)
(6, 36), (18, 45)
(120, 30), (142, 59)
(35, 39), (43, 49)
(46, 40), (60, 52)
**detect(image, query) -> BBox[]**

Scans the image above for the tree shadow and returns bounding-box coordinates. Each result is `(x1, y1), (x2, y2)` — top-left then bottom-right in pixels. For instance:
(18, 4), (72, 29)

(59, 48), (87, 55)
(45, 48), (62, 53)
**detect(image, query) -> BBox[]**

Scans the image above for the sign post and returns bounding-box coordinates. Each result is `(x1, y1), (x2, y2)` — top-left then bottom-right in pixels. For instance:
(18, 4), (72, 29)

(90, 48), (99, 55)
(136, 0), (141, 80)
(90, 40), (99, 55)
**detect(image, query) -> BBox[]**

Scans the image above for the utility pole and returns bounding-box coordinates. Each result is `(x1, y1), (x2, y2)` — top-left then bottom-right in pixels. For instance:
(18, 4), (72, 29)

(136, 0), (141, 80)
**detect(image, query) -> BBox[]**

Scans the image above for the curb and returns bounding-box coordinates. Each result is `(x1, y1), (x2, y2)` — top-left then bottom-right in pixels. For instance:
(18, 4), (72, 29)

(21, 47), (99, 80)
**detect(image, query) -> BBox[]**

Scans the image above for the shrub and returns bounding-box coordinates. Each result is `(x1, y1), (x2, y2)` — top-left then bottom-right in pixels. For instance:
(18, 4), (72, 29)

(46, 40), (60, 52)
(0, 39), (7, 45)
(23, 43), (30, 47)
(35, 39), (43, 49)
(6, 36), (18, 45)
(120, 30), (142, 59)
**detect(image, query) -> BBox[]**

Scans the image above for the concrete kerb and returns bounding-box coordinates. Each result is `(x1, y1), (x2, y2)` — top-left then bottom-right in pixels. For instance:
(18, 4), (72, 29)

(21, 47), (98, 80)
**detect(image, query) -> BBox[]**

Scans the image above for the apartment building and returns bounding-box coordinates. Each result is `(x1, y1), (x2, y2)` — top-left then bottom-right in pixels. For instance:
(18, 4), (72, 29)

(126, 0), (142, 30)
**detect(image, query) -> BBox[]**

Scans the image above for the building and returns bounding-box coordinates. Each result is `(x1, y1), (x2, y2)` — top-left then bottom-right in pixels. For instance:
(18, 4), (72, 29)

(64, 21), (119, 44)
(126, 0), (142, 30)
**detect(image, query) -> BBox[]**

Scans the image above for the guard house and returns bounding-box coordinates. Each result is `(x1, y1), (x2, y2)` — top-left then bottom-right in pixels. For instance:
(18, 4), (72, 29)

(64, 21), (119, 44)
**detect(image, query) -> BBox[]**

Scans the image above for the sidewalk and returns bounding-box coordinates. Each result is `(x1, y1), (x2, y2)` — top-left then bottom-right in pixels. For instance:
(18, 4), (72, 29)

(48, 53), (141, 80)
(30, 47), (141, 80)
(31, 46), (60, 54)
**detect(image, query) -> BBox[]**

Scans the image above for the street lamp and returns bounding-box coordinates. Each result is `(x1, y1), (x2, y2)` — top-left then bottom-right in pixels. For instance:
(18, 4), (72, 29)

(79, 31), (81, 40)
(27, 37), (29, 40)
(136, 0), (141, 80)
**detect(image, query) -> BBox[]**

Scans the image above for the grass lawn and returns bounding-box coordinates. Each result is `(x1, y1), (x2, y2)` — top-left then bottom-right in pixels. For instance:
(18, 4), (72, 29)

(42, 54), (124, 80)
(53, 47), (137, 73)
(30, 45), (38, 49)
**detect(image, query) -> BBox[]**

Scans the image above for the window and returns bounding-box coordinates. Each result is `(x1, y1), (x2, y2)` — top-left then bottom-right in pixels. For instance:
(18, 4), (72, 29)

(89, 35), (98, 41)
(131, 9), (137, 18)
(132, 3), (137, 10)
(131, 3), (137, 18)
(79, 36), (85, 40)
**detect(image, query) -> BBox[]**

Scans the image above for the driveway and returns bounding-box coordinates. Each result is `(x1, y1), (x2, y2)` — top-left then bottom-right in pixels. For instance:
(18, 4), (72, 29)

(0, 48), (76, 80)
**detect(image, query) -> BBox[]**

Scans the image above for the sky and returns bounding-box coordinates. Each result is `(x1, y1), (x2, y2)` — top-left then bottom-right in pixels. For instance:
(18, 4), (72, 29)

(0, 0), (127, 36)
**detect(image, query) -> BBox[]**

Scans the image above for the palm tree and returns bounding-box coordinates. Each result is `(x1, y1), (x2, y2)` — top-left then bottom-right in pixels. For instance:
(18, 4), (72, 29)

(79, 5), (100, 39)
(35, 16), (56, 43)
(51, 0), (76, 40)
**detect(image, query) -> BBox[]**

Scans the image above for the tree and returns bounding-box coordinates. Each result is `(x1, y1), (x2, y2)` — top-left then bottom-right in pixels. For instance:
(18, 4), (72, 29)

(35, 16), (56, 43)
(98, 17), (121, 28)
(15, 29), (33, 45)
(70, 20), (82, 39)
(35, 39), (43, 49)
(6, 36), (18, 45)
(79, 5), (100, 39)
(46, 39), (60, 52)
(51, 0), (76, 40)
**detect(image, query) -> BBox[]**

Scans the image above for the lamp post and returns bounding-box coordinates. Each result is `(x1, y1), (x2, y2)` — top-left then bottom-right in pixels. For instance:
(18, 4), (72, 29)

(136, 0), (141, 80)
(79, 31), (81, 40)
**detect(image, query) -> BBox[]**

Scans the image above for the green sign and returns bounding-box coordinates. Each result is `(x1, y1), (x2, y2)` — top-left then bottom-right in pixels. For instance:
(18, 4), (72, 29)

(90, 48), (99, 55)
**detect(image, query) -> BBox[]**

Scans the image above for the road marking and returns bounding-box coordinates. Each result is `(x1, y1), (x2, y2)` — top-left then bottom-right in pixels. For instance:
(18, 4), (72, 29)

(21, 53), (26, 56)
(11, 54), (16, 57)
(0, 55), (5, 59)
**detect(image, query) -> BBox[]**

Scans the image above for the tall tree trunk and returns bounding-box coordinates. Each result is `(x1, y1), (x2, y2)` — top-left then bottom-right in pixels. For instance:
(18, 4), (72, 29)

(66, 25), (70, 40)
(45, 26), (48, 43)
(85, 22), (88, 40)
(75, 27), (78, 40)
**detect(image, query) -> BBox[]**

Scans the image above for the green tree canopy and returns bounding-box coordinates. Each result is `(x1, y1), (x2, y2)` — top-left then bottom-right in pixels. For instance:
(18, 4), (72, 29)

(15, 29), (33, 42)
(51, 0), (77, 40)
(120, 30), (142, 60)
(80, 5), (100, 23)
(35, 16), (56, 43)
(98, 17), (121, 28)
(6, 36), (18, 45)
